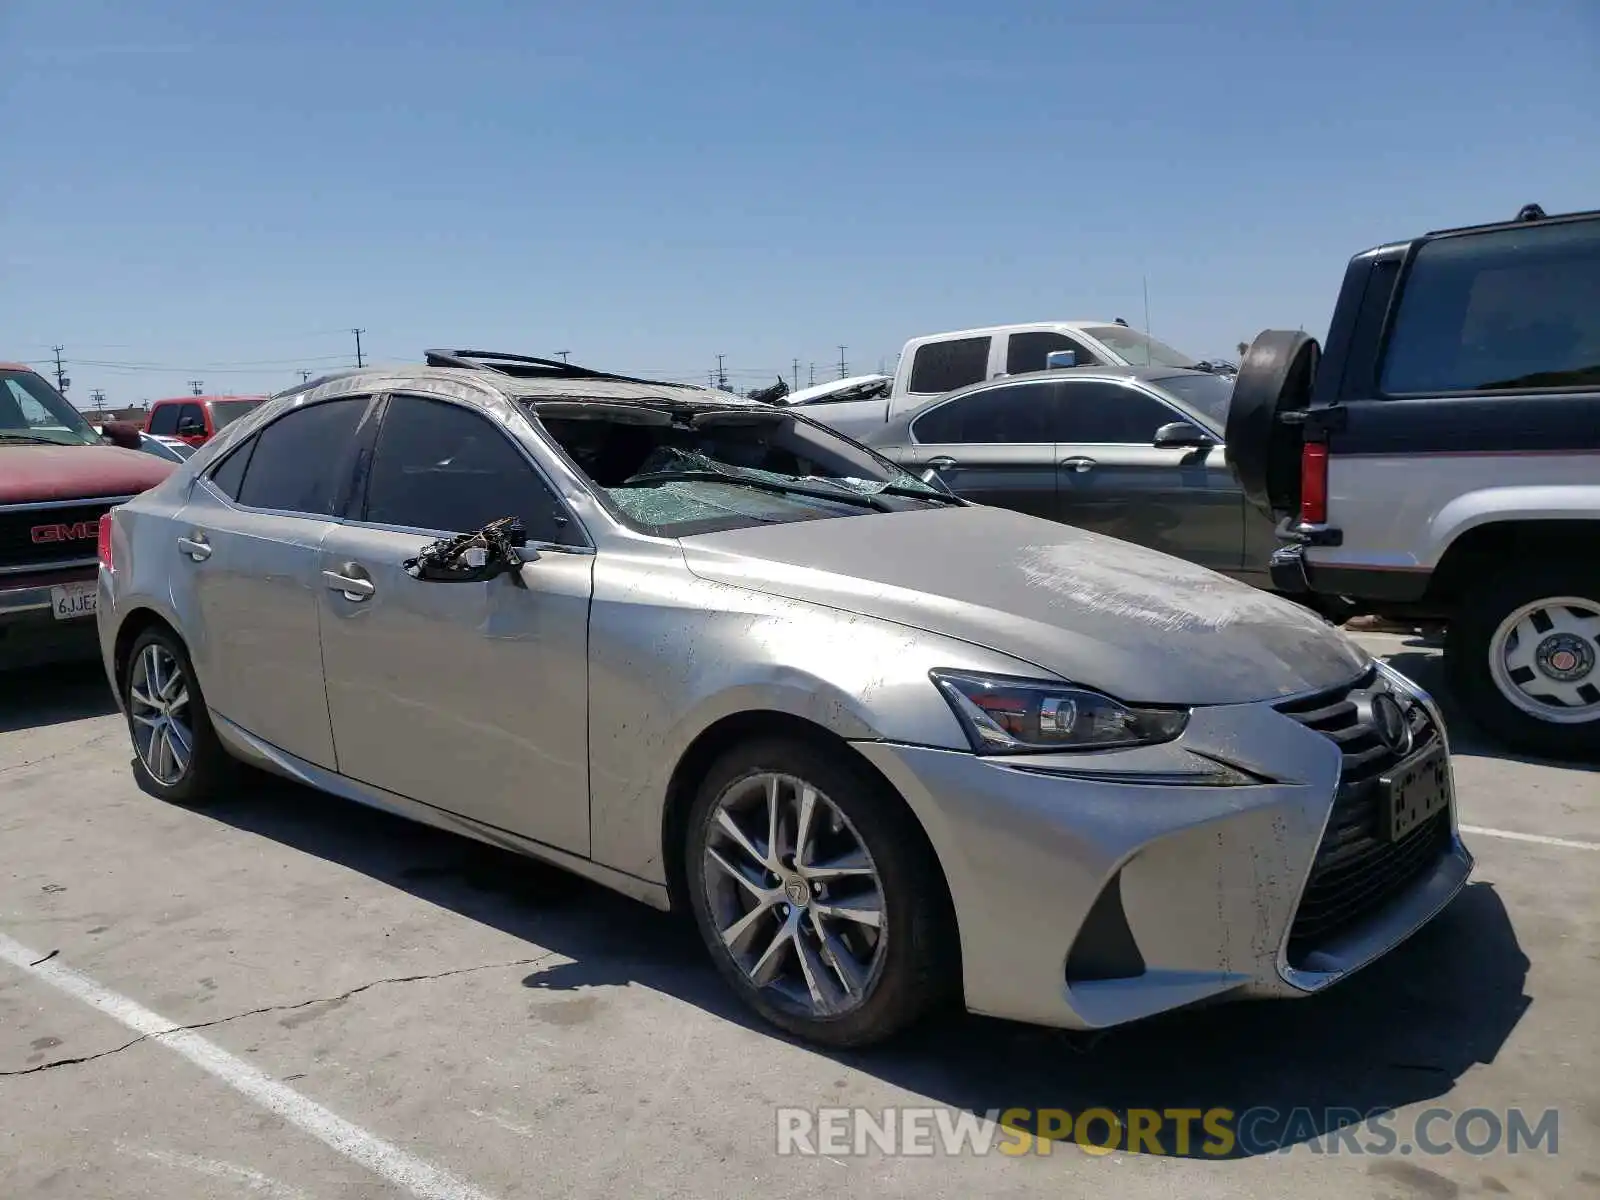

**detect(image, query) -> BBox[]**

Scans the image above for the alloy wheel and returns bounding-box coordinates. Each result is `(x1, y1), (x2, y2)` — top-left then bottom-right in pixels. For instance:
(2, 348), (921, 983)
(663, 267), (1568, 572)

(129, 643), (195, 786)
(701, 772), (887, 1019)
(1488, 596), (1600, 724)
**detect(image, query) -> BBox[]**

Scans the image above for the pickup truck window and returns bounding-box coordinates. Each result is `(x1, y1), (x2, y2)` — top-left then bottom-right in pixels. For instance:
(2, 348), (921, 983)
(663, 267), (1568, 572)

(908, 337), (990, 394)
(1006, 332), (1099, 373)
(1081, 326), (1195, 369)
(148, 404), (180, 436)
(1381, 218), (1600, 395)
(0, 370), (99, 446)
(912, 382), (1056, 444)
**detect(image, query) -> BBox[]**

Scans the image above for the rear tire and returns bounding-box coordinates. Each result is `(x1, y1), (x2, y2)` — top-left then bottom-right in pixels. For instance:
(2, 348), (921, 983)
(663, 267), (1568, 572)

(684, 737), (956, 1048)
(1446, 563), (1600, 762)
(122, 625), (235, 804)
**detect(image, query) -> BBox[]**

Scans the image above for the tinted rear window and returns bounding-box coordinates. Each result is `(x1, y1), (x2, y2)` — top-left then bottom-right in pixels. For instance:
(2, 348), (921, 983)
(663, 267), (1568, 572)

(209, 399), (261, 428)
(908, 337), (990, 394)
(236, 398), (368, 514)
(1381, 218), (1600, 394)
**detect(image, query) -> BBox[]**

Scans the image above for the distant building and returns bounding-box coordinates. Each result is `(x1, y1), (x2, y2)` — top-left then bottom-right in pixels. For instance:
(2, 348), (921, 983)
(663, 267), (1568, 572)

(82, 406), (150, 425)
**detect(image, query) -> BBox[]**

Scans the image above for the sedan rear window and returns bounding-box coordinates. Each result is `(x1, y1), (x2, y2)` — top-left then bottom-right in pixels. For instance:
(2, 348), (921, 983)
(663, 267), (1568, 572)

(235, 398), (368, 515)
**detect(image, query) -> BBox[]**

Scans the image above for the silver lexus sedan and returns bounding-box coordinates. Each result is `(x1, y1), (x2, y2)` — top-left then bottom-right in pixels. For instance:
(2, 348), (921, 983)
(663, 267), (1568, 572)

(95, 351), (1472, 1048)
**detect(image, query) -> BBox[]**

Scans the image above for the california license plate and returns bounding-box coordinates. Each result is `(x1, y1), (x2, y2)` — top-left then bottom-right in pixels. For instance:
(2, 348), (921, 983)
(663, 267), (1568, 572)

(1381, 745), (1451, 842)
(50, 581), (97, 621)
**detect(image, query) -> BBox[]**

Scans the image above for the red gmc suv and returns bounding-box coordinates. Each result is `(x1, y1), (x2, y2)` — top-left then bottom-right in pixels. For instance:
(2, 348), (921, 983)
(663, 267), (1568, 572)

(1, 364), (175, 671)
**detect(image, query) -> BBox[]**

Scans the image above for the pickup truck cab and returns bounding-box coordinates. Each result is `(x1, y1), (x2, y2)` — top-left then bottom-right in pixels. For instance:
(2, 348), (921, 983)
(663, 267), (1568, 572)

(1, 364), (174, 670)
(792, 320), (1217, 440)
(145, 394), (264, 447)
(1226, 205), (1600, 760)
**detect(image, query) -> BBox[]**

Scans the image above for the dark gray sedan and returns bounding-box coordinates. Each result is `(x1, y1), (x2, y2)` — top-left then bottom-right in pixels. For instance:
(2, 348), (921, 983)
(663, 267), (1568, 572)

(861, 366), (1279, 587)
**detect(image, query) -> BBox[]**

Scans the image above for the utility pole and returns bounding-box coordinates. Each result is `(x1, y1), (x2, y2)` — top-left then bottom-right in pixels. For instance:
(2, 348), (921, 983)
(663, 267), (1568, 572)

(188, 380), (204, 396)
(51, 346), (69, 394)
(299, 369), (313, 383)
(89, 388), (106, 406)
(837, 346), (848, 380)
(791, 358), (800, 392)
(556, 350), (570, 363)
(352, 328), (366, 368)
(808, 363), (816, 386)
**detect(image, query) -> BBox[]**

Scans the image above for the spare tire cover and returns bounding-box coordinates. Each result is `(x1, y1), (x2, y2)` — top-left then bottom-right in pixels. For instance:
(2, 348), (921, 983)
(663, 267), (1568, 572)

(1226, 330), (1320, 517)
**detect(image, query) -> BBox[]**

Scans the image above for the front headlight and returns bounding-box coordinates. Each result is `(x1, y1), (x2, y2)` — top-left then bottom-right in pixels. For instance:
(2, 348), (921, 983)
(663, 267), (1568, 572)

(930, 670), (1189, 754)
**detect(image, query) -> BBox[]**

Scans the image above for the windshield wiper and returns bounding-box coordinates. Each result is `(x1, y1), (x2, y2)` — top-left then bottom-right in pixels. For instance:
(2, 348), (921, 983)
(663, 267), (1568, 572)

(0, 431), (72, 445)
(872, 482), (964, 504)
(622, 470), (894, 511)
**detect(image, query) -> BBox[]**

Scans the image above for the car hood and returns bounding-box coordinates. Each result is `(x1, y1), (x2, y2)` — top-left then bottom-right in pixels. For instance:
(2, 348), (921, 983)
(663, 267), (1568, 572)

(680, 505), (1368, 706)
(0, 443), (176, 505)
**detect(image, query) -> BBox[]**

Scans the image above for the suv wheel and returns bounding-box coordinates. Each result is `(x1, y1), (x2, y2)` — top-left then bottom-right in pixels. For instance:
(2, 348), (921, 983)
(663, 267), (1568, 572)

(1446, 564), (1600, 762)
(123, 626), (233, 803)
(684, 738), (955, 1047)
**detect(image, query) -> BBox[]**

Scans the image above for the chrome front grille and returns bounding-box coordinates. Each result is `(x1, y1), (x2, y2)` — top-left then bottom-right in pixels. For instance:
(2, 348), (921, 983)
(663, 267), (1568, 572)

(1278, 666), (1452, 965)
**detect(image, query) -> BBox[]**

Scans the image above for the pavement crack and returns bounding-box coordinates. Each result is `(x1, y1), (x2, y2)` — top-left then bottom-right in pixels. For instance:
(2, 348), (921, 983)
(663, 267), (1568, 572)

(0, 952), (558, 1078)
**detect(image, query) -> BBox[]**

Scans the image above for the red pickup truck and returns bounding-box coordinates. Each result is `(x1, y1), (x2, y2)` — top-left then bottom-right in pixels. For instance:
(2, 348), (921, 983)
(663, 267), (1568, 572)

(145, 394), (264, 446)
(1, 364), (174, 671)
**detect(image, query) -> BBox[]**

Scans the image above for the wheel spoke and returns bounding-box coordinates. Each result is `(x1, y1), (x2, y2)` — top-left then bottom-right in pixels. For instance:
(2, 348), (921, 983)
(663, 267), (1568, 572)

(764, 775), (783, 864)
(714, 809), (770, 873)
(812, 914), (868, 997)
(153, 727), (174, 781)
(801, 848), (874, 881)
(159, 665), (185, 702)
(130, 686), (158, 711)
(1529, 679), (1590, 709)
(165, 685), (190, 715)
(1549, 604), (1600, 638)
(165, 720), (192, 769)
(720, 898), (776, 954)
(812, 892), (883, 929)
(793, 924), (846, 1013)
(130, 710), (163, 729)
(748, 916), (795, 987)
(145, 648), (166, 701)
(706, 846), (767, 901)
(1504, 621), (1539, 673)
(793, 785), (819, 869)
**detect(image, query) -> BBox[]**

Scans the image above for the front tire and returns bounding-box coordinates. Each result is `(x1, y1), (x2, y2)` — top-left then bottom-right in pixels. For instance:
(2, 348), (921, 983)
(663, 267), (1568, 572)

(684, 737), (955, 1048)
(123, 625), (234, 804)
(1446, 563), (1600, 762)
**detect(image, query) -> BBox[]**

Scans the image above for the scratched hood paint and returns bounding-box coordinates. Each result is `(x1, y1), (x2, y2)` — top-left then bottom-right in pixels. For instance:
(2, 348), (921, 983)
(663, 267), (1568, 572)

(0, 444), (174, 505)
(681, 505), (1368, 706)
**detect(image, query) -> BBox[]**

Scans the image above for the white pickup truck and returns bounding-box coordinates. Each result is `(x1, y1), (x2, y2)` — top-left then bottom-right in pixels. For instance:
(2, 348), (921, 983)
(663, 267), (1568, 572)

(788, 320), (1222, 439)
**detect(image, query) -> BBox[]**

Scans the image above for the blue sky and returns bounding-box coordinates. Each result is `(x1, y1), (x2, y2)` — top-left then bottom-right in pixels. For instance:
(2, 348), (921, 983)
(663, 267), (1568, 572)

(4, 0), (1597, 405)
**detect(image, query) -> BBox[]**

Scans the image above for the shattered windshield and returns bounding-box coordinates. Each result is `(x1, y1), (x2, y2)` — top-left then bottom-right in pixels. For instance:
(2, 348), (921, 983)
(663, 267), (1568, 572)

(533, 402), (954, 536)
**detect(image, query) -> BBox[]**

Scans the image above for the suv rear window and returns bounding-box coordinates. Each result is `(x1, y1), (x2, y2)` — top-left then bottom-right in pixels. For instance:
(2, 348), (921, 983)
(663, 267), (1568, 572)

(1381, 218), (1600, 394)
(908, 337), (990, 394)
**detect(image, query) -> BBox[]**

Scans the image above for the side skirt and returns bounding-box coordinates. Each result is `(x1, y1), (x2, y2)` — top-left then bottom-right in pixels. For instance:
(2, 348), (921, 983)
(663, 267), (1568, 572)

(211, 711), (673, 912)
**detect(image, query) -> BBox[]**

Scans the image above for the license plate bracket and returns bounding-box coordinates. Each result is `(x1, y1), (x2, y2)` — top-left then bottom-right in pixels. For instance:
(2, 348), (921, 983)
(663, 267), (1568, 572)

(1380, 745), (1451, 843)
(50, 581), (98, 622)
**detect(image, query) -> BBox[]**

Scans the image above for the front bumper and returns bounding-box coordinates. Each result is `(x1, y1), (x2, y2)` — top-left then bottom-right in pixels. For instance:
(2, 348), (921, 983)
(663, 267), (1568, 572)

(852, 667), (1472, 1031)
(0, 567), (101, 671)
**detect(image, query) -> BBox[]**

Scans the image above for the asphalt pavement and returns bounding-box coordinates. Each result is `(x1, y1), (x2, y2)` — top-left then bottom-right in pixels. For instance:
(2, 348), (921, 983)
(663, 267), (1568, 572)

(1, 632), (1596, 1199)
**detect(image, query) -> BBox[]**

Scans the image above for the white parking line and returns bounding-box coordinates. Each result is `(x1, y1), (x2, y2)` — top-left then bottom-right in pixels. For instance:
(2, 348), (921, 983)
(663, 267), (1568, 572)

(0, 933), (499, 1200)
(1461, 825), (1600, 852)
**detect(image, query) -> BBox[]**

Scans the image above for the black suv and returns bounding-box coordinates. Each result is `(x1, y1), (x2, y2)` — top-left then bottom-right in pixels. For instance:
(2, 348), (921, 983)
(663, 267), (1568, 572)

(1226, 205), (1600, 761)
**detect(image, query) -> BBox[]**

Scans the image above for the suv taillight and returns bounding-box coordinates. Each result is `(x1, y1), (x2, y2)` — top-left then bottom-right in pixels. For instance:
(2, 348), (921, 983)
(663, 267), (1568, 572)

(97, 512), (116, 571)
(1299, 442), (1329, 525)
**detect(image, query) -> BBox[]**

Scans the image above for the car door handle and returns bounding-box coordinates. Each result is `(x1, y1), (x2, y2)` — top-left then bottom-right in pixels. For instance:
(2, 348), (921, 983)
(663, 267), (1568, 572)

(176, 535), (211, 561)
(926, 456), (958, 470)
(322, 569), (375, 601)
(1060, 456), (1097, 473)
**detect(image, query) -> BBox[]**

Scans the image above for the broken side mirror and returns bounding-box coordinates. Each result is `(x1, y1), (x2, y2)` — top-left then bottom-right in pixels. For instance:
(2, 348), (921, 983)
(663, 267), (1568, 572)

(404, 516), (532, 584)
(1153, 421), (1216, 449)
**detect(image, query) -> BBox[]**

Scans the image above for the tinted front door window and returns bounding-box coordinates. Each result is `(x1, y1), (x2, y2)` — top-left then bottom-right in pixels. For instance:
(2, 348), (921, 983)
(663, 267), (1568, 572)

(1006, 331), (1099, 373)
(1055, 382), (1178, 443)
(363, 395), (576, 544)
